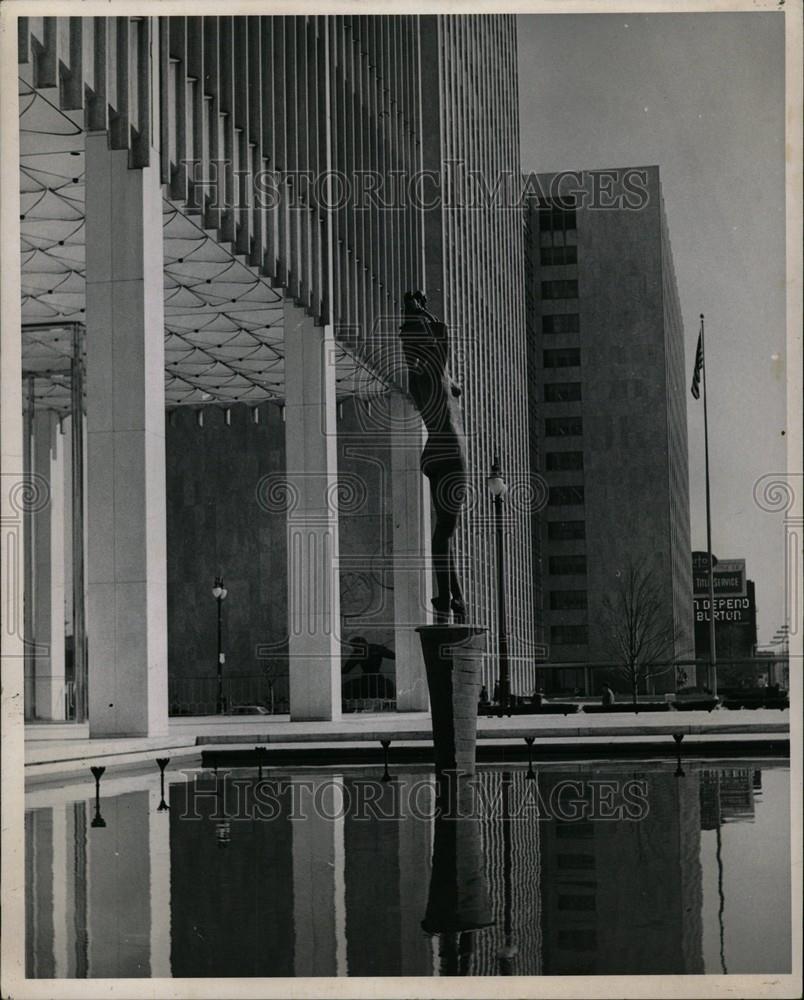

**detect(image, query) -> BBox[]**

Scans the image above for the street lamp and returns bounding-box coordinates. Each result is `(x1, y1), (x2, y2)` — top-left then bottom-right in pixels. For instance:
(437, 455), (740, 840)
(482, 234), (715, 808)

(487, 458), (510, 717)
(212, 575), (228, 714)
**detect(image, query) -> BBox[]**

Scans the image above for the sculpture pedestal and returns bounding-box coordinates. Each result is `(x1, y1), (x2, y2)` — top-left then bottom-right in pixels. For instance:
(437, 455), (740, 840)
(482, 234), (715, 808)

(416, 625), (487, 776)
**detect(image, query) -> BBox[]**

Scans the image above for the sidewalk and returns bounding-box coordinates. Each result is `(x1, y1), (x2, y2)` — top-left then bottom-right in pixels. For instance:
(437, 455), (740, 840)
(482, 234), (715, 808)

(24, 707), (790, 781)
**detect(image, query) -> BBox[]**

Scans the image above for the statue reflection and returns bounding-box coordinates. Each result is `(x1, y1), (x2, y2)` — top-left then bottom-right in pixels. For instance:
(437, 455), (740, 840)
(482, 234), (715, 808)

(421, 773), (494, 975)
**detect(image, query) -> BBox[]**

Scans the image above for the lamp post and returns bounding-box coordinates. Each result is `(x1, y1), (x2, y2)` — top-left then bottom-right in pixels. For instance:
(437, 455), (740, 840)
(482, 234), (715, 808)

(212, 575), (228, 714)
(487, 458), (510, 717)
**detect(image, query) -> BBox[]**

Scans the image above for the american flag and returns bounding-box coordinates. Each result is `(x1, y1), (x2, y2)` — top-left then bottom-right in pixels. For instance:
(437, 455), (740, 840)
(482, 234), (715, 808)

(690, 327), (704, 399)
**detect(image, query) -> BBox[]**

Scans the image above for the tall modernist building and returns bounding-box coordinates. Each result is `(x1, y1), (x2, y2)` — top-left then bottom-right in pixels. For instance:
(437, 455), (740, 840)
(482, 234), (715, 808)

(6, 14), (534, 733)
(524, 167), (693, 694)
(421, 16), (536, 693)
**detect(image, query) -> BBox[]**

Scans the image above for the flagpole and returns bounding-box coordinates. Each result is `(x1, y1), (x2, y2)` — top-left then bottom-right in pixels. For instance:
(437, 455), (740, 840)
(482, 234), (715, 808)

(701, 314), (718, 697)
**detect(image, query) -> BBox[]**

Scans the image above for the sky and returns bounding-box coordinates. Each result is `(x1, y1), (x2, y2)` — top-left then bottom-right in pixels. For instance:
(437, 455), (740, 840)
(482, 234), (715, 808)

(517, 11), (788, 645)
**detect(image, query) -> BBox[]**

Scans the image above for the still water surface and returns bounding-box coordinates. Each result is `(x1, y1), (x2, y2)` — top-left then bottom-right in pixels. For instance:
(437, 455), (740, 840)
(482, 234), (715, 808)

(25, 759), (790, 977)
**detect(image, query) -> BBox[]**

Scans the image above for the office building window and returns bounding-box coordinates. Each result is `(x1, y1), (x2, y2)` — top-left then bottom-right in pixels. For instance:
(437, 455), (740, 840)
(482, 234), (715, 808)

(547, 520), (586, 541)
(548, 554), (587, 575)
(551, 624), (588, 645)
(541, 245), (578, 266)
(544, 348), (581, 369)
(546, 451), (584, 471)
(558, 929), (598, 952)
(544, 382), (582, 403)
(542, 313), (580, 334)
(545, 415), (583, 436)
(550, 589), (588, 609)
(538, 199), (577, 232)
(542, 279), (579, 300)
(548, 486), (585, 507)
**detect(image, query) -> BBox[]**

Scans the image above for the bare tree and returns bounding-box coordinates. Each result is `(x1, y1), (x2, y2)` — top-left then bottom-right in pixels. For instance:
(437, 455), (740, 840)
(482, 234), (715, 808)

(598, 562), (678, 706)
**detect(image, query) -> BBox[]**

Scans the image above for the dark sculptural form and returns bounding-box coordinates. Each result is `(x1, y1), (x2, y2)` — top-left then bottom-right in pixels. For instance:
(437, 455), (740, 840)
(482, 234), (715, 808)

(400, 290), (467, 625)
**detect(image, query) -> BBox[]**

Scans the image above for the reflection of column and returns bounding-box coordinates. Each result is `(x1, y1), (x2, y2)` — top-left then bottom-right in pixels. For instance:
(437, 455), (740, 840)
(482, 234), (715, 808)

(72, 801), (88, 977)
(33, 411), (66, 719)
(149, 789), (172, 978)
(85, 137), (168, 736)
(86, 791), (151, 976)
(290, 776), (338, 976)
(284, 301), (342, 721)
(27, 807), (55, 977)
(333, 776), (347, 977)
(51, 802), (68, 977)
(344, 779), (403, 975)
(390, 392), (431, 711)
(398, 773), (435, 974)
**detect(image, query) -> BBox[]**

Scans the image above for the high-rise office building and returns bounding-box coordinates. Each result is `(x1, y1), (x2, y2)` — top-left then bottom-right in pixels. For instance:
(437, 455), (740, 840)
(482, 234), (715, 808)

(524, 167), (693, 694)
(10, 14), (535, 730)
(422, 16), (536, 694)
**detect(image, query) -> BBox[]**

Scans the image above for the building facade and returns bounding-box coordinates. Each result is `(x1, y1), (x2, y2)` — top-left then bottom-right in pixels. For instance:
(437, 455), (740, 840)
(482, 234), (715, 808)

(538, 767), (703, 974)
(422, 15), (537, 695)
(692, 553), (757, 662)
(7, 13), (535, 731)
(524, 167), (694, 694)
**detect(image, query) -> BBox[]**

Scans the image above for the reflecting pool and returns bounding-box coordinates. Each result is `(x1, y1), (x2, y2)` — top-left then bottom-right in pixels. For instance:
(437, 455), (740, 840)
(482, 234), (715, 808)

(25, 759), (791, 977)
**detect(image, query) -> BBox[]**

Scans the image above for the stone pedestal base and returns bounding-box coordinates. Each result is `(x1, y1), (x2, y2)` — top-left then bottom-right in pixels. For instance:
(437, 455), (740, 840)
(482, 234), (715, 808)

(416, 625), (487, 776)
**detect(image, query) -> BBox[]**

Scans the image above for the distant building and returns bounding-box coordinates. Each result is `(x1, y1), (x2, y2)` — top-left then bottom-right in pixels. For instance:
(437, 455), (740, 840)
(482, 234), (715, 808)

(699, 768), (757, 828)
(524, 167), (694, 695)
(692, 552), (758, 665)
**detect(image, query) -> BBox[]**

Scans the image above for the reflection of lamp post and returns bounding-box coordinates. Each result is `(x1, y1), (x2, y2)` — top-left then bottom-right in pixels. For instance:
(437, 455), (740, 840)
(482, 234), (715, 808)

(90, 765), (106, 828)
(380, 739), (393, 782)
(498, 770), (517, 973)
(524, 736), (536, 780)
(156, 757), (170, 811)
(672, 733), (685, 778)
(487, 459), (510, 717)
(214, 770), (231, 847)
(212, 576), (228, 714)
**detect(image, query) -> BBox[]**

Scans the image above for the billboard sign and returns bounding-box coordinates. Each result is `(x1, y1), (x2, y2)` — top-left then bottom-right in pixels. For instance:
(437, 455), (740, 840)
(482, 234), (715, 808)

(692, 550), (718, 572)
(694, 595), (753, 624)
(692, 555), (746, 597)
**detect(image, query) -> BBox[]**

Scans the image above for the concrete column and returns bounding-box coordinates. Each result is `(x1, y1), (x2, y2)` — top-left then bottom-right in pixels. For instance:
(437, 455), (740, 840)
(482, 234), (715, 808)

(0, 21), (26, 740)
(390, 392), (431, 711)
(33, 411), (66, 719)
(85, 136), (168, 737)
(284, 300), (342, 721)
(23, 380), (35, 720)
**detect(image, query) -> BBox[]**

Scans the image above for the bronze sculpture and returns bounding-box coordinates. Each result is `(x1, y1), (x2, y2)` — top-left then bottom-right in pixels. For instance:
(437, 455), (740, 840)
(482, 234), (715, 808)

(400, 290), (467, 624)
